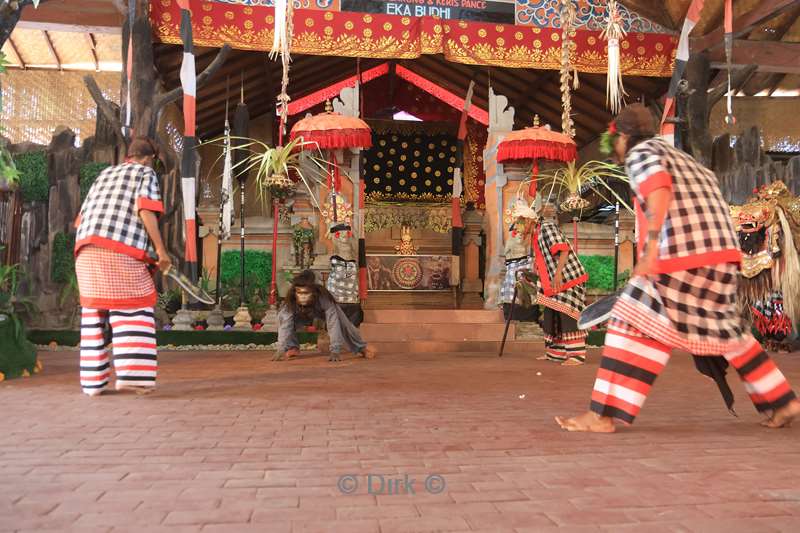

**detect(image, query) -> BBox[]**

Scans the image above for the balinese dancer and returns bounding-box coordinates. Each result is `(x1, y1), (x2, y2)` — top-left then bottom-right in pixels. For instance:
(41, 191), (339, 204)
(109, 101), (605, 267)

(556, 104), (799, 432)
(74, 137), (170, 396)
(731, 182), (800, 352)
(276, 270), (375, 362)
(500, 216), (538, 322)
(326, 222), (363, 327)
(533, 202), (588, 366)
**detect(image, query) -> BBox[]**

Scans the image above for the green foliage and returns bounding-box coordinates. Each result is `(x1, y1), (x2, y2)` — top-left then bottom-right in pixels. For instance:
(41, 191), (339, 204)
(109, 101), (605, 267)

(579, 255), (629, 292)
(0, 50), (9, 74)
(51, 232), (76, 284)
(79, 162), (110, 202)
(157, 288), (182, 314)
(0, 145), (20, 186)
(219, 250), (272, 309)
(13, 151), (49, 202)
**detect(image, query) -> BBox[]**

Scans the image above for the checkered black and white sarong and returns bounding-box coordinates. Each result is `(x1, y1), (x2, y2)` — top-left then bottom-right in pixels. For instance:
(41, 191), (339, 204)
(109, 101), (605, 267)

(500, 256), (532, 304)
(534, 221), (587, 320)
(327, 255), (359, 304)
(612, 263), (748, 355)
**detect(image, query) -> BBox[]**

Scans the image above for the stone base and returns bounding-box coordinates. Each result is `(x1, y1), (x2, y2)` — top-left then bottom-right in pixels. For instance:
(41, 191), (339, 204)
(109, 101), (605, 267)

(261, 307), (278, 332)
(514, 321), (544, 340)
(206, 307), (226, 331)
(233, 306), (253, 330)
(171, 308), (196, 331)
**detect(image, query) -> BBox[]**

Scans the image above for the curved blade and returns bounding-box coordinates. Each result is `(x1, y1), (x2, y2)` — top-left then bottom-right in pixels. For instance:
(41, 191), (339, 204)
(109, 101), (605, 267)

(163, 266), (215, 305)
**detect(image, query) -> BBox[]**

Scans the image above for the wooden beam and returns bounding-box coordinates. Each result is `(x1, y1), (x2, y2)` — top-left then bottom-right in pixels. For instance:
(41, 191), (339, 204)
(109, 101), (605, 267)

(42, 30), (61, 70)
(7, 35), (25, 69)
(691, 0), (800, 52)
(706, 40), (800, 74)
(86, 33), (99, 72)
(19, 0), (123, 28)
(16, 20), (119, 33)
(618, 0), (678, 31)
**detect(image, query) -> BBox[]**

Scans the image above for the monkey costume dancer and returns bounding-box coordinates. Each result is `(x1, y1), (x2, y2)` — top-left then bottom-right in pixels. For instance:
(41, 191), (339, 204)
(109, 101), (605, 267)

(276, 270), (374, 362)
(74, 137), (171, 396)
(533, 203), (588, 366)
(556, 104), (799, 432)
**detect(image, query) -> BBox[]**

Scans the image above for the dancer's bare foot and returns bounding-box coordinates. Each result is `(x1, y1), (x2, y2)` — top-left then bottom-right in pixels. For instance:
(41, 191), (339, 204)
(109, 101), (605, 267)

(555, 411), (616, 433)
(561, 357), (585, 366)
(360, 346), (377, 359)
(760, 399), (800, 428)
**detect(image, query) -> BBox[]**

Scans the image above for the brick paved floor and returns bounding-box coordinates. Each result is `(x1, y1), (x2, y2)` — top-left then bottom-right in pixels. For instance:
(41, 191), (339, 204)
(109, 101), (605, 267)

(1, 347), (799, 532)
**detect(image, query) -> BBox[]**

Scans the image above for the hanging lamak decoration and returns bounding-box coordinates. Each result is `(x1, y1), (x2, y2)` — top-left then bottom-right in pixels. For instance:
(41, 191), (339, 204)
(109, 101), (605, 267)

(271, 0), (294, 142)
(559, 0), (578, 139)
(600, 0), (627, 114)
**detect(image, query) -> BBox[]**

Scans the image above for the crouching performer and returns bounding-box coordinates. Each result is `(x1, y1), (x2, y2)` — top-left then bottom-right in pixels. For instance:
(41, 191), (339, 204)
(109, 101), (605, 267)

(556, 104), (800, 432)
(275, 270), (375, 362)
(74, 137), (170, 396)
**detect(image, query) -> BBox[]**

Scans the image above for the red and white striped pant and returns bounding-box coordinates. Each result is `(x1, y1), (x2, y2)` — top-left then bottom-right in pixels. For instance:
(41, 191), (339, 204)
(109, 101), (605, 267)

(80, 307), (157, 393)
(545, 331), (587, 362)
(591, 319), (796, 424)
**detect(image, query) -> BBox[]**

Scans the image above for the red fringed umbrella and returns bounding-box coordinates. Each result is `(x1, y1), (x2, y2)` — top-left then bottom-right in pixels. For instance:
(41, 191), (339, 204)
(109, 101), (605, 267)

(496, 119), (577, 198)
(290, 111), (372, 150)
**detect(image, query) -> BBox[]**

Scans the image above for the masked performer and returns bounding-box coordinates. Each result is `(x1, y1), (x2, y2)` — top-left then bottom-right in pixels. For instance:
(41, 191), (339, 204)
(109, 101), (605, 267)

(276, 270), (375, 362)
(74, 137), (170, 396)
(532, 202), (588, 366)
(731, 182), (800, 352)
(556, 104), (799, 432)
(500, 215), (539, 323)
(326, 222), (363, 327)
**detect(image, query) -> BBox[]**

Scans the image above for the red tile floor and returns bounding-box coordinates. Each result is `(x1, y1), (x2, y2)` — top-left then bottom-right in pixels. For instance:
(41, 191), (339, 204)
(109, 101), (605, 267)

(1, 347), (799, 532)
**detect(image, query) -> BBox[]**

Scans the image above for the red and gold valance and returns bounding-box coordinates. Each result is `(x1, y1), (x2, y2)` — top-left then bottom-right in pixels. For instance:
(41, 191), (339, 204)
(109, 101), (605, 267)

(152, 1), (677, 76)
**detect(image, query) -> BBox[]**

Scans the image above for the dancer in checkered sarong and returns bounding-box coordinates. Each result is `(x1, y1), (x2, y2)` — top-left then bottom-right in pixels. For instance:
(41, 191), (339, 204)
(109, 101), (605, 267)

(556, 105), (800, 432)
(533, 203), (588, 366)
(74, 138), (171, 396)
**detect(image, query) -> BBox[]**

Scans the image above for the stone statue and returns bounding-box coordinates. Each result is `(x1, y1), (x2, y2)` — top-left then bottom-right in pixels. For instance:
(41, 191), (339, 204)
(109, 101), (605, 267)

(395, 226), (418, 255)
(292, 216), (315, 269)
(326, 222), (362, 326)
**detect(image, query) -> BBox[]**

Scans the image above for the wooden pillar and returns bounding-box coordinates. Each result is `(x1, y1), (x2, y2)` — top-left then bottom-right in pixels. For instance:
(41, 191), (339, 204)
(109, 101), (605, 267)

(460, 208), (484, 309)
(685, 52), (713, 167)
(197, 204), (220, 280)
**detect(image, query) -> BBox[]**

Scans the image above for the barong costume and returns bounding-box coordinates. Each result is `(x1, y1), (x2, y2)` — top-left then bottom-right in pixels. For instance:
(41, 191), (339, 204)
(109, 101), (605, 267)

(591, 138), (796, 424)
(533, 220), (588, 363)
(74, 162), (163, 393)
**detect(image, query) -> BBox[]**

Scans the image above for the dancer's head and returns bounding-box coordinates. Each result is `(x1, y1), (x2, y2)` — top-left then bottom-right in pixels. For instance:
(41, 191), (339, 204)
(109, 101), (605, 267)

(127, 137), (159, 168)
(285, 270), (332, 313)
(613, 104), (656, 161)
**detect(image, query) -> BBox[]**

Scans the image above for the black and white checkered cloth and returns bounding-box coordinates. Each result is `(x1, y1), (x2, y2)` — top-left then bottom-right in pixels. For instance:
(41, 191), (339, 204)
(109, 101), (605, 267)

(500, 256), (532, 304)
(535, 221), (586, 319)
(76, 163), (163, 261)
(613, 264), (747, 355)
(626, 138), (740, 267)
(327, 255), (359, 304)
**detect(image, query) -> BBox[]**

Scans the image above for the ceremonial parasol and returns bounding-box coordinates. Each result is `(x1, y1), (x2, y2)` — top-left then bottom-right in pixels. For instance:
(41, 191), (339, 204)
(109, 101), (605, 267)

(289, 101), (373, 301)
(496, 116), (577, 198)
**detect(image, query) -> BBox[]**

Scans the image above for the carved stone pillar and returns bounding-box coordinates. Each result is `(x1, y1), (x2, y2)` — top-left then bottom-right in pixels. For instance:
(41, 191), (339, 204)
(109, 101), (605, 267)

(460, 208), (484, 309)
(482, 87), (516, 310)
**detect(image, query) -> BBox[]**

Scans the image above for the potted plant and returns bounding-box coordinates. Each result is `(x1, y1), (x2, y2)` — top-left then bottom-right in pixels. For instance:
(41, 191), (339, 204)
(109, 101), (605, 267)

(526, 160), (632, 214)
(0, 251), (39, 380)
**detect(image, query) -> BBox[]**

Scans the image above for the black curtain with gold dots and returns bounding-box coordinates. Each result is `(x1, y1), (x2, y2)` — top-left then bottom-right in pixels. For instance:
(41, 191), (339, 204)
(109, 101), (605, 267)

(363, 122), (459, 203)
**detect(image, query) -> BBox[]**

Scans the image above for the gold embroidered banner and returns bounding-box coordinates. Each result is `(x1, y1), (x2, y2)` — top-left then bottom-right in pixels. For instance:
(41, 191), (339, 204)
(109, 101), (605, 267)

(152, 1), (677, 75)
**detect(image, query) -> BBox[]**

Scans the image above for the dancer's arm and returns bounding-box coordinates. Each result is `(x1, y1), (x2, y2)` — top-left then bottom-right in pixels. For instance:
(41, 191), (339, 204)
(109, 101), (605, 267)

(633, 187), (672, 277)
(139, 209), (172, 272)
(553, 250), (569, 291)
